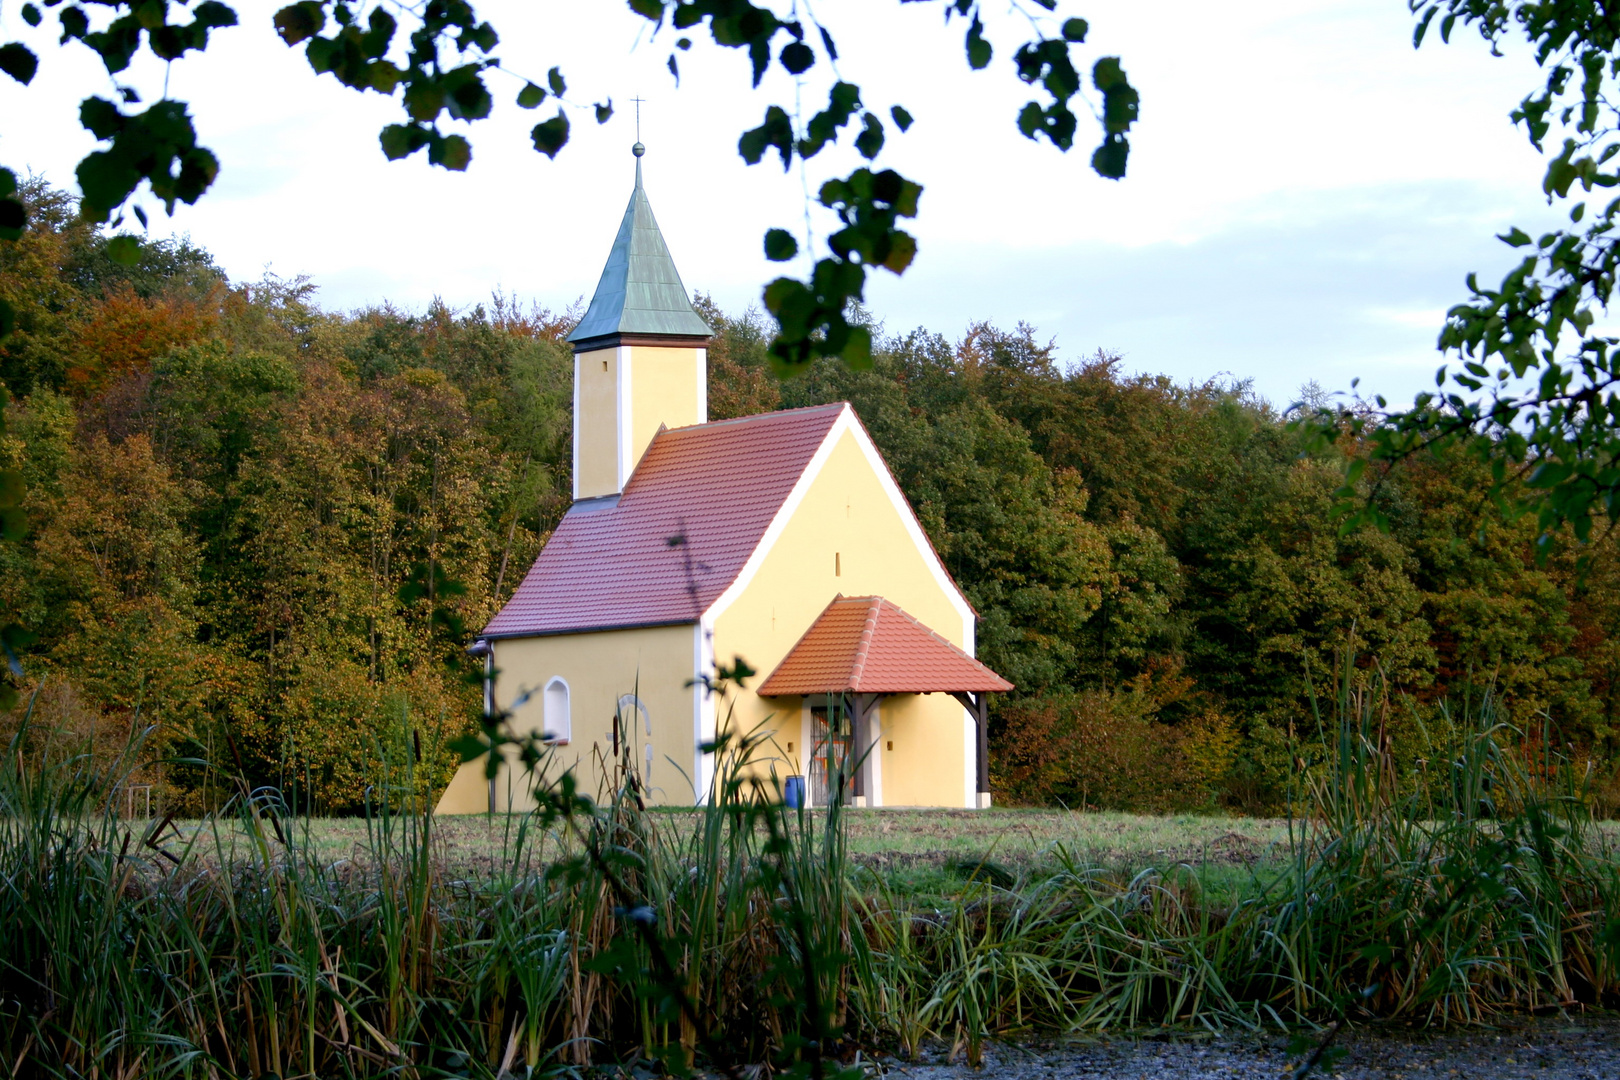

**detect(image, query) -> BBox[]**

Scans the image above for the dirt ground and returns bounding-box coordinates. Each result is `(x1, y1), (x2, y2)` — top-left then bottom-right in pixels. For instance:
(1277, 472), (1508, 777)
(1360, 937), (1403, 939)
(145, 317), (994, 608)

(888, 1013), (1620, 1079)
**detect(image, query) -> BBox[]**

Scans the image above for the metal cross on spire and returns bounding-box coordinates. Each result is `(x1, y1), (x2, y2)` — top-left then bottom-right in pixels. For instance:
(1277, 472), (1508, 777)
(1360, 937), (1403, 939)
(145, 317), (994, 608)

(630, 95), (645, 143)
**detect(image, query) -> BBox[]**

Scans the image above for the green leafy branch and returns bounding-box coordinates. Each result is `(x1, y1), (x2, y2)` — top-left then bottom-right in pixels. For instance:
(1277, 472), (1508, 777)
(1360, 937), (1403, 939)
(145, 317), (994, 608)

(3, 0), (1137, 362)
(1, 0), (238, 232)
(271, 0), (611, 167)
(1300, 1), (1620, 555)
(631, 0), (1137, 373)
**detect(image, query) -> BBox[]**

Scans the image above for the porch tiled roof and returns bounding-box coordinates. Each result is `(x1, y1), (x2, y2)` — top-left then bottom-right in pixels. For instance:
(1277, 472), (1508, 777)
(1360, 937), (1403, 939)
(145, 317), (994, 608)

(482, 403), (847, 637)
(758, 596), (1012, 696)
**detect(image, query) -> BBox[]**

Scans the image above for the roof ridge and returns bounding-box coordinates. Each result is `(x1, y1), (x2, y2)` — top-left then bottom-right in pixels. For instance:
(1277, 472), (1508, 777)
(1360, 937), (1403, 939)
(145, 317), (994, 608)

(756, 594), (1013, 696)
(847, 596), (882, 691)
(621, 401), (847, 499)
(659, 401), (849, 436)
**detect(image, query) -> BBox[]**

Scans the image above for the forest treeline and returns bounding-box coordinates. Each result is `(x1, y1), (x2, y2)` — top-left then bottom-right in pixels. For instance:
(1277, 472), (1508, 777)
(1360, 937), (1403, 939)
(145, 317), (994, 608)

(1, 177), (1616, 813)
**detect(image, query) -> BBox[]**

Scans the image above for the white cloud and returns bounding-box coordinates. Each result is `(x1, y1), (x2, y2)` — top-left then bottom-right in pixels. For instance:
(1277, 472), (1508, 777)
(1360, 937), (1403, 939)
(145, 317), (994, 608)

(0, 0), (1571, 404)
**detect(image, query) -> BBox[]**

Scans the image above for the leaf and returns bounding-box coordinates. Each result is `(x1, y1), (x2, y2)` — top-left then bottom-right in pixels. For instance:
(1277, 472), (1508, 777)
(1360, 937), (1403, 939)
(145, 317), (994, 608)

(627, 0), (663, 20)
(667, 53), (679, 83)
(780, 40), (814, 75)
(594, 100), (613, 124)
(1017, 101), (1043, 138)
(273, 1), (324, 46)
(1062, 17), (1087, 42)
(881, 229), (916, 273)
(444, 69), (492, 121)
(106, 234), (141, 265)
(517, 82), (546, 109)
(404, 82), (445, 122)
(428, 133), (472, 170)
(890, 104), (913, 132)
(531, 112), (570, 157)
(547, 66), (566, 96)
(1093, 55), (1127, 91)
(21, 5), (41, 28)
(965, 16), (990, 70)
(764, 228), (798, 261)
(855, 112), (884, 159)
(192, 2), (237, 30)
(79, 96), (123, 139)
(447, 733), (490, 763)
(740, 104), (794, 168)
(0, 196), (20, 235)
(57, 6), (88, 43)
(465, 21), (497, 52)
(1091, 133), (1129, 178)
(379, 123), (428, 160)
(1499, 226), (1533, 247)
(842, 324), (873, 368)
(0, 195), (23, 242)
(0, 43), (38, 85)
(819, 25), (837, 61)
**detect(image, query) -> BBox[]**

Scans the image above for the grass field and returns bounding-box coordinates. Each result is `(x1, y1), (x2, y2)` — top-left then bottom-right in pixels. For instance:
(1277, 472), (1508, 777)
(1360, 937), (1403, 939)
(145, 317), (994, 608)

(170, 804), (1620, 907)
(168, 807), (1301, 903)
(16, 698), (1620, 1074)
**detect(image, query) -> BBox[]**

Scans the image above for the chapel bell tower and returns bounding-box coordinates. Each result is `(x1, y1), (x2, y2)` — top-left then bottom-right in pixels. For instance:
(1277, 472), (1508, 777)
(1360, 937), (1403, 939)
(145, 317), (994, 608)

(567, 142), (712, 500)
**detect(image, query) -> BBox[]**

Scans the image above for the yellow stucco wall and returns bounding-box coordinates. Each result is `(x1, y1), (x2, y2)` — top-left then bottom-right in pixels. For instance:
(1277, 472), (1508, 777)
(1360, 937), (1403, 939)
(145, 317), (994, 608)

(441, 414), (980, 813)
(712, 426), (974, 808)
(628, 346), (704, 470)
(435, 623), (699, 813)
(575, 346), (619, 498)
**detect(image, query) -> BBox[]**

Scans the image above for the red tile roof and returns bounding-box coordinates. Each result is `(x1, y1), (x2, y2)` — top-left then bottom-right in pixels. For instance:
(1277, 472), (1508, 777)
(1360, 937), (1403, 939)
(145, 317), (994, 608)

(483, 403), (847, 638)
(758, 596), (1013, 696)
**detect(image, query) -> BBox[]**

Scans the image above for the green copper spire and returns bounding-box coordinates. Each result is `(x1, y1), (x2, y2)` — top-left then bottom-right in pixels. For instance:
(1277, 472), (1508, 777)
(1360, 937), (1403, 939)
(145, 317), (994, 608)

(567, 143), (712, 344)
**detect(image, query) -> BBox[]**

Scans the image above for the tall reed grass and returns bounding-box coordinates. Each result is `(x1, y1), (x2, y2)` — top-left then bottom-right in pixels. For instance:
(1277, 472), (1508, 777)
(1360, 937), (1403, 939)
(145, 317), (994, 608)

(0, 668), (1615, 1077)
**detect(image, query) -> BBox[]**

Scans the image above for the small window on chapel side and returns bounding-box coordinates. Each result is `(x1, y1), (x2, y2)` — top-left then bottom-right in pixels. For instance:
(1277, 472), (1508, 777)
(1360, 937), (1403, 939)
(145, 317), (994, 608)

(545, 678), (571, 744)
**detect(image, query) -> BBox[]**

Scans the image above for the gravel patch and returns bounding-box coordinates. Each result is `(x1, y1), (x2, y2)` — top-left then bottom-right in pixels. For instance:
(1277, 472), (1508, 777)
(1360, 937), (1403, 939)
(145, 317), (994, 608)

(877, 1014), (1620, 1079)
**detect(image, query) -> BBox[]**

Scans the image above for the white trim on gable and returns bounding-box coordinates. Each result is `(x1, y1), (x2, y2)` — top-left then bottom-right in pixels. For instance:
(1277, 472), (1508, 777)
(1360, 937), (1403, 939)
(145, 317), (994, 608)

(702, 404), (852, 624)
(841, 411), (976, 650)
(702, 404), (975, 644)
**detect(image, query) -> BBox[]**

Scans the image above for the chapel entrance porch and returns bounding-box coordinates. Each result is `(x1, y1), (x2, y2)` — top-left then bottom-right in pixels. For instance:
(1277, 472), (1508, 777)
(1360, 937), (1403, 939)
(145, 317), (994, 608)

(758, 595), (1013, 809)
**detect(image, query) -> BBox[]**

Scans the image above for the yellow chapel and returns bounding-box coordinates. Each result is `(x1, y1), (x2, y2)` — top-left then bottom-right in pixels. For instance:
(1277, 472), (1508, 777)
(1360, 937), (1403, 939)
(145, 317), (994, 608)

(435, 144), (1010, 813)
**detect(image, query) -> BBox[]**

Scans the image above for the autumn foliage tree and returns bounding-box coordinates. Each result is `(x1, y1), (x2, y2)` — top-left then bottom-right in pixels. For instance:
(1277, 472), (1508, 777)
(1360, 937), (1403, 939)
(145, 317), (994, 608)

(1, 178), (1618, 812)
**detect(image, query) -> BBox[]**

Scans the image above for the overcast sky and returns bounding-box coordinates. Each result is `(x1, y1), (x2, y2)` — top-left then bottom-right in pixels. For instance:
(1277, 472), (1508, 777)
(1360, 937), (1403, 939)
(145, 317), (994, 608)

(0, 1), (1563, 407)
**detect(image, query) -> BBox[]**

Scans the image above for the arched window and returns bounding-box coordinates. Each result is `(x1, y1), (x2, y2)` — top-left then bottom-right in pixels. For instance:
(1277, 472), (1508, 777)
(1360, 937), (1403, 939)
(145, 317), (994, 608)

(544, 678), (571, 744)
(618, 694), (651, 778)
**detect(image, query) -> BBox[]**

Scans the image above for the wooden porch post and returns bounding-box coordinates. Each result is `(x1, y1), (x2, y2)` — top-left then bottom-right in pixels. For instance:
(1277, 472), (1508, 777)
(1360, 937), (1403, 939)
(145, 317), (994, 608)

(950, 690), (992, 809)
(851, 693), (879, 806)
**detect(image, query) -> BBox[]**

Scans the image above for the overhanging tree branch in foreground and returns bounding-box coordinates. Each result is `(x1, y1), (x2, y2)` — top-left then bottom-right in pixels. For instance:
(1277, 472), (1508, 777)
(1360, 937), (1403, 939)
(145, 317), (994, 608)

(0, 0), (1138, 371)
(1313, 1), (1620, 554)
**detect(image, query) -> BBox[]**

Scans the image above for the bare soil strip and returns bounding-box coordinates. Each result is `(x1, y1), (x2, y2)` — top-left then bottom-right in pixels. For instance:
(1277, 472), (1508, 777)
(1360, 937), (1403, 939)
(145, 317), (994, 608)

(891, 1014), (1620, 1080)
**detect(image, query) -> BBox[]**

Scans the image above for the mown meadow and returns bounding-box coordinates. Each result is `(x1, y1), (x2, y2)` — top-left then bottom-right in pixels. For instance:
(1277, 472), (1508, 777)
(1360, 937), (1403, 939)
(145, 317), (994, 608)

(3, 667), (1617, 1078)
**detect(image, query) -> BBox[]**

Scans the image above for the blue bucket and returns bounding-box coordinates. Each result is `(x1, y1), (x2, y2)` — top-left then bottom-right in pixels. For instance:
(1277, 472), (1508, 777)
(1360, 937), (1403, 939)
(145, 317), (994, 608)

(784, 775), (806, 809)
